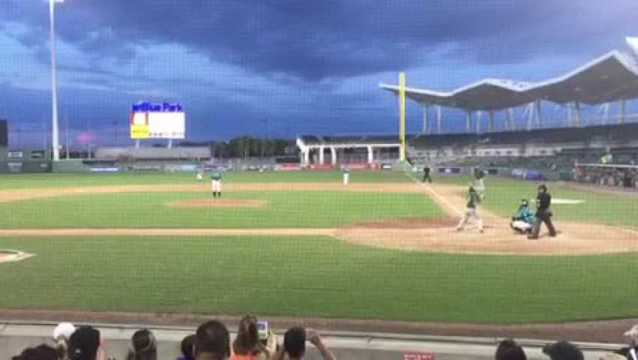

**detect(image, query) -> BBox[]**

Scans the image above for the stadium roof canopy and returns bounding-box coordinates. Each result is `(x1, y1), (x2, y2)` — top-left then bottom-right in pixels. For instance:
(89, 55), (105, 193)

(380, 50), (638, 112)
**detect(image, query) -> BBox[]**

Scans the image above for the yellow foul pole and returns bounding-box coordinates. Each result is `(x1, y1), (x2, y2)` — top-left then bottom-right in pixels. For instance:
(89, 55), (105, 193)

(398, 72), (407, 161)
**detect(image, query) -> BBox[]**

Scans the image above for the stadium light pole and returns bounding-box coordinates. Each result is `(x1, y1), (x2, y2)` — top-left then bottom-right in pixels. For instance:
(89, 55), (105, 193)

(49, 0), (64, 162)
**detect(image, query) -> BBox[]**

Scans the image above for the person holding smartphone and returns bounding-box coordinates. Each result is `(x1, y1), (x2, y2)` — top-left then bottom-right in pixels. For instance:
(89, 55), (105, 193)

(272, 327), (335, 360)
(231, 315), (276, 360)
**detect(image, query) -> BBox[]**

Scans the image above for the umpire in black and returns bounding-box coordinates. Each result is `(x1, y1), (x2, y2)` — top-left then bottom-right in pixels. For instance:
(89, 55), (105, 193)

(528, 184), (557, 239)
(422, 166), (432, 183)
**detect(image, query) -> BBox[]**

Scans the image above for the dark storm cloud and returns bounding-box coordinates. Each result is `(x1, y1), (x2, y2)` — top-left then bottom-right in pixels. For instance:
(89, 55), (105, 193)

(2, 0), (638, 81)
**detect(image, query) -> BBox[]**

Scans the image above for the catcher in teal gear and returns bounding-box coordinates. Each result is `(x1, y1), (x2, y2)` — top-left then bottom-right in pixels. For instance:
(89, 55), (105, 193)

(510, 199), (535, 234)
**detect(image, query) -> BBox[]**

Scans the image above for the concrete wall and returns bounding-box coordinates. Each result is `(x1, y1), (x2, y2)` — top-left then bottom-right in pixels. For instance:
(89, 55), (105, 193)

(1, 322), (621, 360)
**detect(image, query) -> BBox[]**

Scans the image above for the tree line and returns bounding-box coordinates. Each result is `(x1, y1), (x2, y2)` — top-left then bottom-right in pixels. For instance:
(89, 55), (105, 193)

(179, 137), (294, 159)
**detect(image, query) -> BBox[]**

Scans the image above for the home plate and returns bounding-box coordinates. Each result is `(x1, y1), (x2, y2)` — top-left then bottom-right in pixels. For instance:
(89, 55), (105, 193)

(0, 250), (34, 264)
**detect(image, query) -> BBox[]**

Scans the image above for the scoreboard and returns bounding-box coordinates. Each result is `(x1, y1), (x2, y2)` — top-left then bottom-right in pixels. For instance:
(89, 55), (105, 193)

(130, 102), (185, 140)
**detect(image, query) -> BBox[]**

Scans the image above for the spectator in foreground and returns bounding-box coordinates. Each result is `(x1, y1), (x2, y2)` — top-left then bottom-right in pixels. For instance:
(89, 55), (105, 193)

(543, 341), (583, 360)
(272, 327), (335, 360)
(194, 320), (230, 360)
(12, 344), (58, 360)
(68, 326), (107, 360)
(126, 329), (157, 360)
(53, 322), (77, 360)
(178, 334), (195, 360)
(231, 315), (277, 360)
(495, 339), (526, 360)
(612, 325), (638, 360)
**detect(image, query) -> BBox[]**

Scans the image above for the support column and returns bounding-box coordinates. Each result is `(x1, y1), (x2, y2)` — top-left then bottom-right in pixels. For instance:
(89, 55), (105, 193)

(319, 146), (325, 165)
(526, 103), (534, 131)
(620, 99), (626, 125)
(574, 101), (582, 127)
(476, 111), (482, 134)
(436, 105), (442, 134)
(330, 147), (337, 166)
(167, 139), (173, 149)
(135, 140), (141, 149)
(535, 100), (542, 128)
(488, 111), (495, 132)
(466, 112), (472, 132)
(567, 103), (573, 127)
(601, 103), (610, 125)
(506, 108), (514, 131)
(303, 149), (310, 166)
(367, 146), (374, 164)
(422, 105), (429, 134)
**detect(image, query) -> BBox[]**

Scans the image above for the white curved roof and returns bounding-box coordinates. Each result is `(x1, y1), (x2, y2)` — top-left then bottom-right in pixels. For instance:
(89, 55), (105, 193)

(380, 50), (638, 111)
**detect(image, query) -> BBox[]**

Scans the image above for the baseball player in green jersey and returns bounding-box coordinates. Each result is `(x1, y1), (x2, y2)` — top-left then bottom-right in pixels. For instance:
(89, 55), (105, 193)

(456, 185), (484, 233)
(211, 171), (222, 198)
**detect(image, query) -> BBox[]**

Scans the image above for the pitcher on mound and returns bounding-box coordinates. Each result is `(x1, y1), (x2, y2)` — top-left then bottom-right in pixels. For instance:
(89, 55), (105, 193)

(211, 171), (222, 198)
(456, 185), (484, 233)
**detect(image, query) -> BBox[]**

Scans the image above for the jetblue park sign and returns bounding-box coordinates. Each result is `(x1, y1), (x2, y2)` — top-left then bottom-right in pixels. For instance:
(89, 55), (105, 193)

(132, 102), (184, 113)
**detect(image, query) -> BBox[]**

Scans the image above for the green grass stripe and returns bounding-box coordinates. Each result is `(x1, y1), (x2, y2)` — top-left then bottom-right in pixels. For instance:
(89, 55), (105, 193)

(1, 236), (637, 323)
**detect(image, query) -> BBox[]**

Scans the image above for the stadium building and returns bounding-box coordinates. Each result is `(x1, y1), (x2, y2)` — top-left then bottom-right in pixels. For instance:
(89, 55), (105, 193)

(372, 46), (638, 184)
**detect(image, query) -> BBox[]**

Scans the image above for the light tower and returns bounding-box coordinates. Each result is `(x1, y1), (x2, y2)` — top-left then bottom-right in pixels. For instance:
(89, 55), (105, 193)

(49, 0), (64, 161)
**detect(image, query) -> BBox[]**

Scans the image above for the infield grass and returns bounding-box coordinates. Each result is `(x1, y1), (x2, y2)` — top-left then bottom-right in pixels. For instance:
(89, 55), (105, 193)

(1, 236), (637, 323)
(0, 191), (443, 229)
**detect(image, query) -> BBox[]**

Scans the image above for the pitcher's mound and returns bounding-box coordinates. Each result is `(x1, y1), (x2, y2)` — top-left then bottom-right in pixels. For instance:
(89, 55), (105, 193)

(168, 199), (268, 209)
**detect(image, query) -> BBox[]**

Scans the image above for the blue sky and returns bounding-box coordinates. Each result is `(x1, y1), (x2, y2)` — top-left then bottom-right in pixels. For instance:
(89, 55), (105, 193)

(1, 0), (637, 147)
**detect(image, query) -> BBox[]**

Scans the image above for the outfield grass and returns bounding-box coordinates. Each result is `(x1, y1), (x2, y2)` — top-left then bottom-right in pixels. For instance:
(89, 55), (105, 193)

(1, 236), (637, 323)
(0, 191), (443, 228)
(0, 171), (411, 189)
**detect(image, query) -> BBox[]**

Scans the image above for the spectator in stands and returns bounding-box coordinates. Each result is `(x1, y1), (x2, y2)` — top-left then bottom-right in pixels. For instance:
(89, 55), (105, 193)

(272, 327), (335, 360)
(68, 326), (106, 360)
(178, 334), (195, 360)
(126, 329), (157, 360)
(194, 320), (230, 360)
(231, 315), (276, 360)
(495, 339), (526, 360)
(12, 344), (58, 360)
(542, 341), (583, 360)
(529, 184), (557, 239)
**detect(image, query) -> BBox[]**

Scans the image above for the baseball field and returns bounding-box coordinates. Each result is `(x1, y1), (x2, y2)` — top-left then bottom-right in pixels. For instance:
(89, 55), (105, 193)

(0, 170), (637, 325)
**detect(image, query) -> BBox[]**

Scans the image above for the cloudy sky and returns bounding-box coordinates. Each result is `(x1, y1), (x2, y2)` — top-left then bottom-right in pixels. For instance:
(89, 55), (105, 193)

(1, 0), (637, 147)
